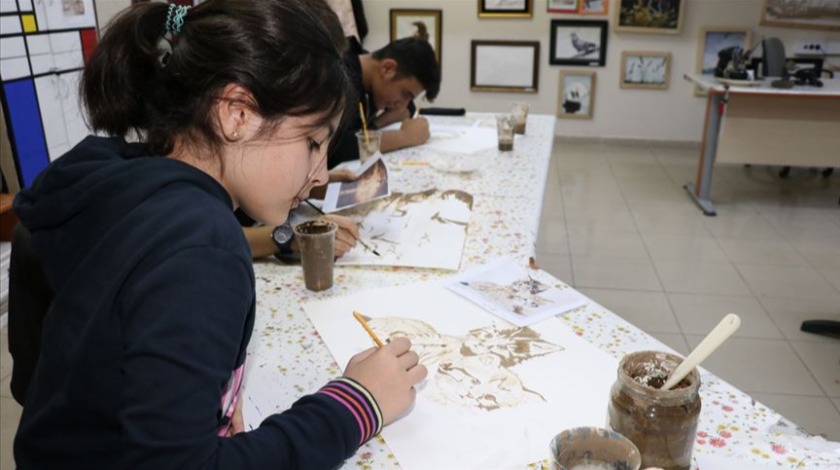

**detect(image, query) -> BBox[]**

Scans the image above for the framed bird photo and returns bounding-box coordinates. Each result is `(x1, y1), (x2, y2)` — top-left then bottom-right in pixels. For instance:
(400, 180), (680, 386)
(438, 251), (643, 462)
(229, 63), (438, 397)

(614, 0), (685, 34)
(479, 0), (534, 18)
(390, 9), (443, 65)
(558, 70), (596, 119)
(620, 51), (671, 90)
(579, 0), (609, 15)
(549, 19), (608, 66)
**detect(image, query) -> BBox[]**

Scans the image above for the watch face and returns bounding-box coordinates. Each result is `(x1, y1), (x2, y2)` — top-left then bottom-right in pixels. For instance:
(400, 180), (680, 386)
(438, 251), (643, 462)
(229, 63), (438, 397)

(272, 223), (294, 245)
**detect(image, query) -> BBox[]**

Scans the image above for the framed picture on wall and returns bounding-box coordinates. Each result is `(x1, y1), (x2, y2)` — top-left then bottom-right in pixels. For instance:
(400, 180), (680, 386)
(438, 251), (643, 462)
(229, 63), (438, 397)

(579, 0), (608, 15)
(390, 9), (443, 64)
(479, 0), (533, 18)
(614, 0), (685, 34)
(470, 40), (540, 93)
(695, 27), (752, 95)
(557, 70), (595, 119)
(759, 0), (840, 31)
(549, 19), (608, 66)
(620, 51), (671, 90)
(547, 0), (578, 13)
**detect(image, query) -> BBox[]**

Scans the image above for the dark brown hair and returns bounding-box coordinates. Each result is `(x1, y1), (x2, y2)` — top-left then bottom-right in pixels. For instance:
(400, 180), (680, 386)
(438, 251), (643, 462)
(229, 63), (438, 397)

(82, 0), (353, 156)
(371, 37), (440, 101)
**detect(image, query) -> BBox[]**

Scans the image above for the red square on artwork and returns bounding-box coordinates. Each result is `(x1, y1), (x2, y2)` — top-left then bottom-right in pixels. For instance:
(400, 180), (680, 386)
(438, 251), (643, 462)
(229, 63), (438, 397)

(80, 28), (98, 64)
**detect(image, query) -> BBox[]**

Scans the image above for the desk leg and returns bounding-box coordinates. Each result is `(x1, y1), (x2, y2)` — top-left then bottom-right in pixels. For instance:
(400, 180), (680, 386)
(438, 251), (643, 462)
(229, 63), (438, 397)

(684, 92), (722, 216)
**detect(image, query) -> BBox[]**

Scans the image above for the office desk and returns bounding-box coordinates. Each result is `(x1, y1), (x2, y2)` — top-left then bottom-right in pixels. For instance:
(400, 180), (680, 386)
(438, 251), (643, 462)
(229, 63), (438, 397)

(242, 114), (839, 468)
(683, 74), (840, 216)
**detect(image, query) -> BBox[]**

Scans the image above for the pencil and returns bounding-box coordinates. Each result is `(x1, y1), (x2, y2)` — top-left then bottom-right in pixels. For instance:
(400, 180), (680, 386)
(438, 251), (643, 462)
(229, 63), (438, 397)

(304, 199), (381, 257)
(353, 311), (384, 348)
(401, 161), (429, 166)
(358, 102), (370, 146)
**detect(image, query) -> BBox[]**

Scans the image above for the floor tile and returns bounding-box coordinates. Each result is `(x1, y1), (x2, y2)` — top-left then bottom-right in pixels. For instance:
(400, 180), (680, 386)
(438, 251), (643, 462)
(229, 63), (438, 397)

(759, 297), (840, 343)
(537, 221), (570, 255)
(750, 393), (840, 441)
(716, 238), (810, 267)
(535, 253), (574, 285)
(571, 255), (662, 291)
(702, 211), (782, 240)
(684, 335), (824, 396)
(791, 241), (840, 270)
(834, 398), (840, 415)
(0, 397), (21, 470)
(647, 332), (690, 356)
(669, 293), (782, 339)
(789, 341), (840, 398)
(578, 288), (680, 334)
(653, 259), (752, 296)
(817, 267), (840, 292)
(564, 210), (637, 233)
(735, 264), (840, 300)
(641, 233), (727, 262)
(567, 228), (648, 258)
(632, 208), (711, 236)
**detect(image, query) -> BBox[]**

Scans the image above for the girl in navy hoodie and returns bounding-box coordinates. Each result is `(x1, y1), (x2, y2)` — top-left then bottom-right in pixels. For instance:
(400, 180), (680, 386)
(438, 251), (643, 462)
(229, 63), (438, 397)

(12, 0), (426, 468)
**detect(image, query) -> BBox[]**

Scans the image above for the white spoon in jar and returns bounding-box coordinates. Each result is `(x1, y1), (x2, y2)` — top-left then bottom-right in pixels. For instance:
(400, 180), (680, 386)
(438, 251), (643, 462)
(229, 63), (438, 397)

(661, 313), (741, 390)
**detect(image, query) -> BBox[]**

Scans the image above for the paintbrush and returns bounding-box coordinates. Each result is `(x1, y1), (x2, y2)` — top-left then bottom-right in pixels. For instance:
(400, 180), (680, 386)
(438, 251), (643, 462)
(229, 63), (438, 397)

(353, 311), (384, 348)
(304, 199), (381, 257)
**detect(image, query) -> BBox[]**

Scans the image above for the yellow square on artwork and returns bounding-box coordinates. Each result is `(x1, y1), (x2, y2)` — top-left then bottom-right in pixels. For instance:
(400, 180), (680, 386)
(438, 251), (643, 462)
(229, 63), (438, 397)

(22, 14), (37, 33)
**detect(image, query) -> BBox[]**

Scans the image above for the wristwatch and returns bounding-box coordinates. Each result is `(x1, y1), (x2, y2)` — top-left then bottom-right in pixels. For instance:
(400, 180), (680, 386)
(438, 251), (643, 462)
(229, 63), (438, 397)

(271, 222), (295, 255)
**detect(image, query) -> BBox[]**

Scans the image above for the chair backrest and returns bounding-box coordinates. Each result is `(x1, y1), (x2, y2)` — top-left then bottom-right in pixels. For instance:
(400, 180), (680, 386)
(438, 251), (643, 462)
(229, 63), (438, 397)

(762, 37), (787, 77)
(8, 223), (54, 405)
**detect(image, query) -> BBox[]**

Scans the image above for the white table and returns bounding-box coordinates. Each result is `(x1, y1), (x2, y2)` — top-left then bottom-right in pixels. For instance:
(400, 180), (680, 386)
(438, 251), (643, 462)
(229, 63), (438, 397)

(683, 73), (840, 216)
(242, 113), (839, 469)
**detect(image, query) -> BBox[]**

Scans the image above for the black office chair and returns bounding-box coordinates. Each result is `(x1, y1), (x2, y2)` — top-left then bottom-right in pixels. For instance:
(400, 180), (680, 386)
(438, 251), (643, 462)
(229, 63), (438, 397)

(8, 223), (55, 405)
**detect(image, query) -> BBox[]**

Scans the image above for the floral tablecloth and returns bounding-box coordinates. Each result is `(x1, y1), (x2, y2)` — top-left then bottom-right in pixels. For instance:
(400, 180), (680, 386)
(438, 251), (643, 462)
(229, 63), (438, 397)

(242, 114), (840, 469)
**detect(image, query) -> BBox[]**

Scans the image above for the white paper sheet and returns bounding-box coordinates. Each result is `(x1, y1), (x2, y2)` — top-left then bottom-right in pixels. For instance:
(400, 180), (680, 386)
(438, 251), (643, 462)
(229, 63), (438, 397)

(303, 281), (616, 470)
(447, 258), (587, 327)
(322, 154), (390, 213)
(421, 124), (498, 154)
(334, 189), (472, 270)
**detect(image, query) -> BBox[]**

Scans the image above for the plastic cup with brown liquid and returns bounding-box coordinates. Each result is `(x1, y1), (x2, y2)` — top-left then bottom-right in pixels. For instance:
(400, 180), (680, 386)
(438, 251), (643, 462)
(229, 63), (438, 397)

(293, 220), (337, 292)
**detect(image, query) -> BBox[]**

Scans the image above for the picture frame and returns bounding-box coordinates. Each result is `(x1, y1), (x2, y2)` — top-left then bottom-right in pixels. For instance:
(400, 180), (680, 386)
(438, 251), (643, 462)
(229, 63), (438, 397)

(549, 19), (608, 66)
(557, 70), (595, 119)
(620, 51), (671, 90)
(759, 0), (840, 31)
(479, 0), (533, 18)
(579, 0), (609, 15)
(470, 40), (540, 93)
(614, 0), (685, 34)
(695, 27), (752, 95)
(547, 0), (579, 14)
(390, 9), (443, 64)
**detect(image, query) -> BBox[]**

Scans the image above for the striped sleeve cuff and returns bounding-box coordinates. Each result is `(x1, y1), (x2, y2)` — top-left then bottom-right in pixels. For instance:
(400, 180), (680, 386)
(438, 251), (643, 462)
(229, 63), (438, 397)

(317, 377), (383, 445)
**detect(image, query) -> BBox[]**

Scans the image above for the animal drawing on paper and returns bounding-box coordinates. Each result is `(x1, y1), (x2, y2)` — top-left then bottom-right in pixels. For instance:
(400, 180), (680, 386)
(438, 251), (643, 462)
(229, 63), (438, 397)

(462, 275), (563, 316)
(337, 189), (472, 262)
(365, 316), (563, 411)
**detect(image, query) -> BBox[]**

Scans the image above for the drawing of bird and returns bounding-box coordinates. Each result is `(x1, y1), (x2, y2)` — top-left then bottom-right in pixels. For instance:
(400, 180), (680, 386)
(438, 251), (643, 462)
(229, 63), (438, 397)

(570, 32), (598, 57)
(412, 21), (429, 41)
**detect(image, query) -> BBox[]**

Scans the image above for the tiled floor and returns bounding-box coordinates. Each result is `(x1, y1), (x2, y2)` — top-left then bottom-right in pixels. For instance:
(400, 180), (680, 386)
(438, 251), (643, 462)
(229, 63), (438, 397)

(1, 140), (838, 468)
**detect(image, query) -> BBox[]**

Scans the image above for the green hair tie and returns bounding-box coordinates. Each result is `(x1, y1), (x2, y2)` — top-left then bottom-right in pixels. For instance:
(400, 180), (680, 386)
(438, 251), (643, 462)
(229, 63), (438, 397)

(166, 4), (190, 35)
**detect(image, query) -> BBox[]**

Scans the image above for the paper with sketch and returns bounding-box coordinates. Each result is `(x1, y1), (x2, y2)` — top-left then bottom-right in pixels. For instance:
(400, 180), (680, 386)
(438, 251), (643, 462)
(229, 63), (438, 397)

(322, 154), (389, 213)
(446, 258), (588, 327)
(334, 189), (472, 270)
(422, 124), (498, 154)
(303, 281), (615, 470)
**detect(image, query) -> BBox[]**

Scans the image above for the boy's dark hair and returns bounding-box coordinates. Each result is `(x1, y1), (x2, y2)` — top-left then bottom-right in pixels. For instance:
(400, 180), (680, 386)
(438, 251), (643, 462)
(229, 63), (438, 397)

(371, 37), (440, 101)
(82, 0), (353, 157)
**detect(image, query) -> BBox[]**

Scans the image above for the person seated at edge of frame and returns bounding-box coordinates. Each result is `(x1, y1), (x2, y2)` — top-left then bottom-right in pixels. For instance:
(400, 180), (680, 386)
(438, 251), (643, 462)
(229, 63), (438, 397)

(329, 36), (442, 168)
(10, 0), (426, 468)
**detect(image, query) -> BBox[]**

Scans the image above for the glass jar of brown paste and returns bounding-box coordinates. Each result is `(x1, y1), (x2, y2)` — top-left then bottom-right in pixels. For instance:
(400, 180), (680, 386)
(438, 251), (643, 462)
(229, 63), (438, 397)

(606, 351), (701, 470)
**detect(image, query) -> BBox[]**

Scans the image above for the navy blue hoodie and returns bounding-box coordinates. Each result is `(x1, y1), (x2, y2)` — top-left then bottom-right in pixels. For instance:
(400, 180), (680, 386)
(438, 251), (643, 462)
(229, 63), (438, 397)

(13, 136), (380, 469)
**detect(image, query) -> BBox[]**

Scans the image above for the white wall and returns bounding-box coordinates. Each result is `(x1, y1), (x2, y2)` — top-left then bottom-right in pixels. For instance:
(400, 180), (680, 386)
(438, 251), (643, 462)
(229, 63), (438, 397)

(361, 0), (839, 144)
(93, 0), (839, 143)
